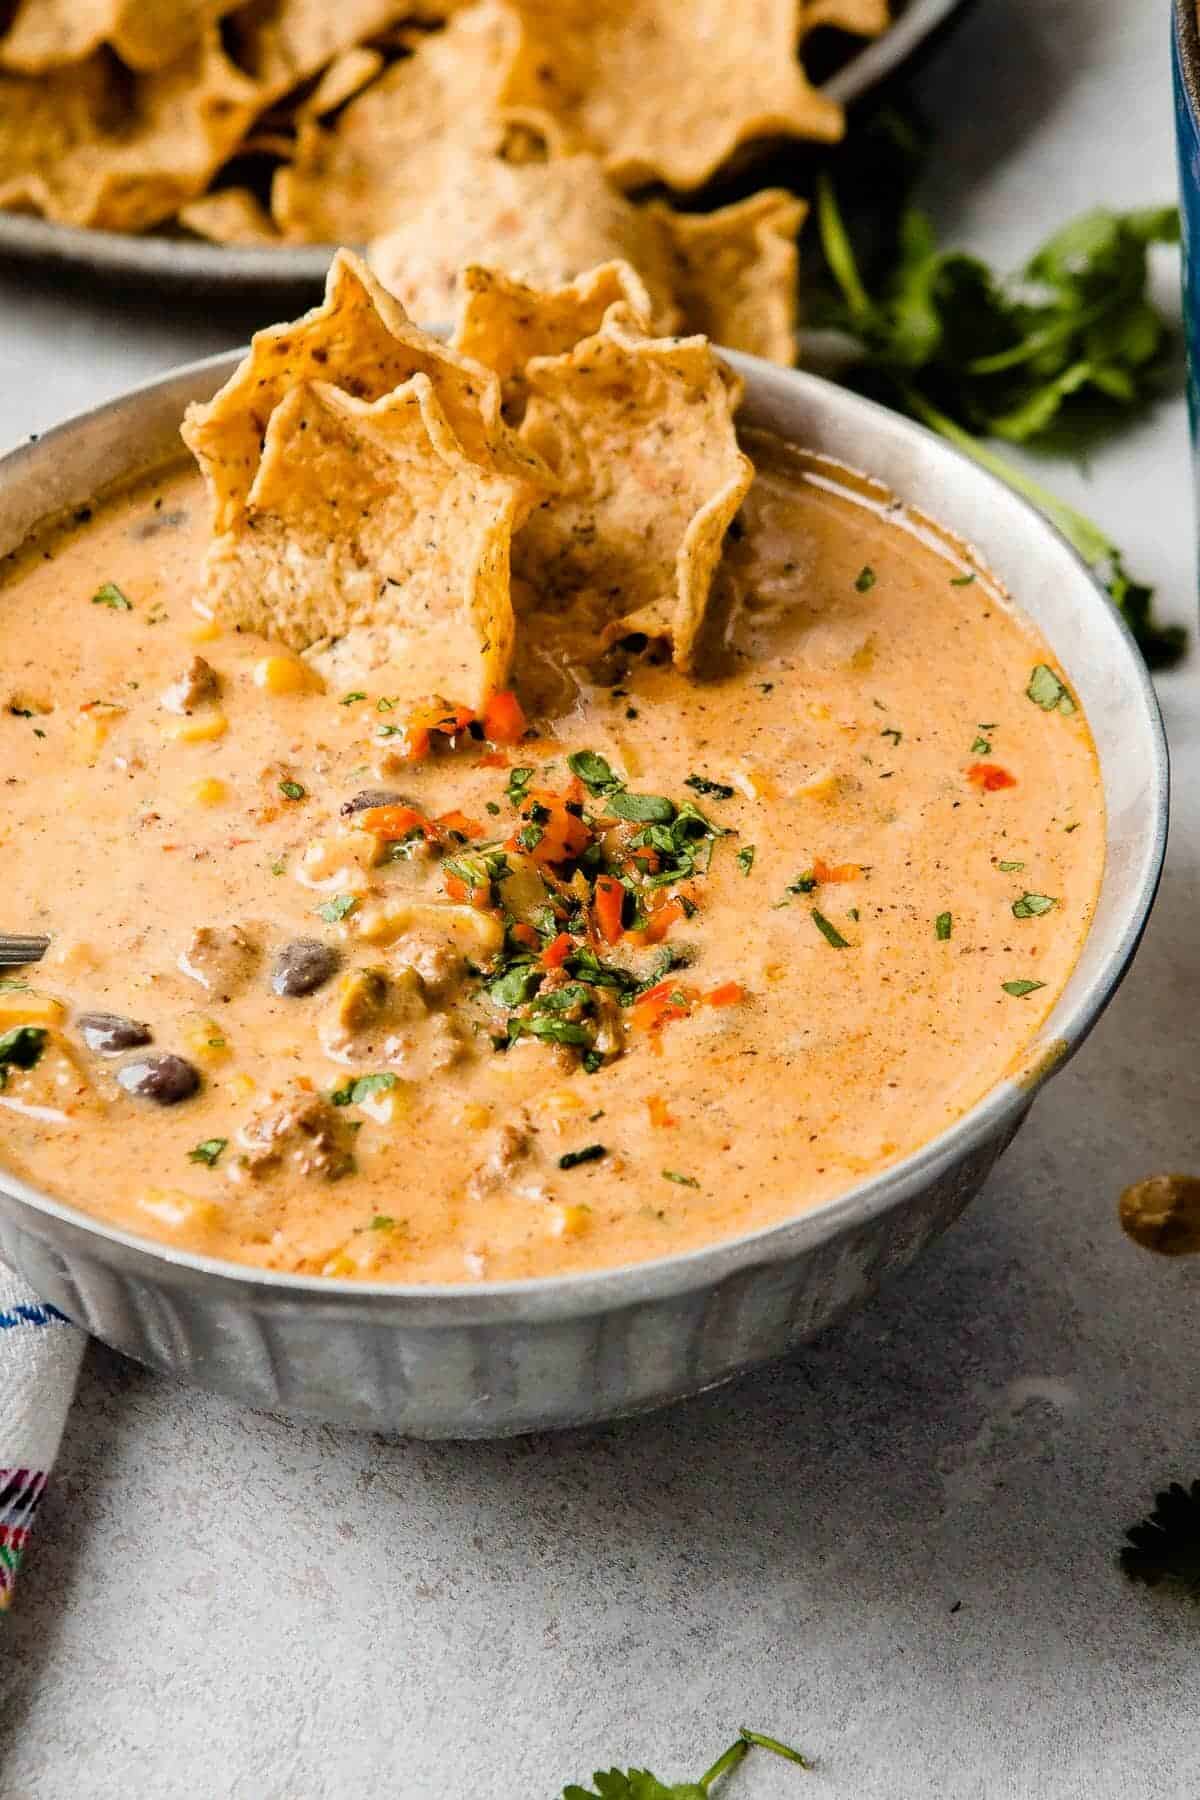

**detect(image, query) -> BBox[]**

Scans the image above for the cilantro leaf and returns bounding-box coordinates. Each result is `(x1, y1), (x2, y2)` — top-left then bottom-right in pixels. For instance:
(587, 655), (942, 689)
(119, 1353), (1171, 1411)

(316, 893), (358, 923)
(1002, 978), (1046, 997)
(187, 1138), (227, 1167)
(684, 774), (735, 800)
(736, 845), (756, 876)
(331, 1072), (398, 1106)
(935, 912), (952, 940)
(567, 750), (621, 794)
(1026, 664), (1076, 715)
(558, 1144), (606, 1170)
(812, 173), (1185, 668)
(608, 791), (676, 825)
(92, 582), (132, 610)
(561, 1728), (810, 1799)
(1012, 892), (1057, 918)
(0, 1025), (47, 1089)
(811, 908), (850, 949)
(1121, 1479), (1200, 1594)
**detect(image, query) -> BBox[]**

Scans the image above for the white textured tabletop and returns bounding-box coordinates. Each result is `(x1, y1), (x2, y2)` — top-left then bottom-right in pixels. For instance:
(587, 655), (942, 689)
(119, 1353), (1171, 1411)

(3, 2), (1199, 1795)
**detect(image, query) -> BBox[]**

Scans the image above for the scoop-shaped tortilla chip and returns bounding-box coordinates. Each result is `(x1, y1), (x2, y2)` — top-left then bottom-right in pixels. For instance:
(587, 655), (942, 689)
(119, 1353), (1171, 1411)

(272, 0), (524, 241)
(0, 32), (260, 232)
(298, 45), (385, 118)
(370, 149), (680, 337)
(514, 304), (753, 669)
(800, 0), (891, 39)
(654, 189), (805, 367)
(182, 248), (544, 537)
(200, 376), (521, 709)
(503, 0), (843, 192)
(452, 260), (654, 408)
(0, 0), (238, 73)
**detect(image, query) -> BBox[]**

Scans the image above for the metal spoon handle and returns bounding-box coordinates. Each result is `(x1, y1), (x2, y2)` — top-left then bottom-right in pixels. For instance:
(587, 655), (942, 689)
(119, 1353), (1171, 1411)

(0, 935), (49, 968)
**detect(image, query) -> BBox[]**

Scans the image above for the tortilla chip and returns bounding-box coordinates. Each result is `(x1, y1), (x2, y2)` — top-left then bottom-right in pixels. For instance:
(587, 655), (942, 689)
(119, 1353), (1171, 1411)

(503, 0), (843, 192)
(800, 0), (891, 39)
(200, 376), (522, 708)
(177, 187), (281, 245)
(654, 190), (805, 366)
(452, 260), (654, 402)
(0, 33), (260, 232)
(513, 305), (753, 669)
(272, 1), (524, 242)
(182, 249), (545, 537)
(369, 150), (680, 335)
(298, 46), (385, 118)
(0, 0), (238, 73)
(220, 0), (408, 95)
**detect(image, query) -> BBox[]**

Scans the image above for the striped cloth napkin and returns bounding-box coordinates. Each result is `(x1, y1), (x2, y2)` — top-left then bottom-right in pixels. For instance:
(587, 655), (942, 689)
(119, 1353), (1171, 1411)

(0, 1261), (83, 1608)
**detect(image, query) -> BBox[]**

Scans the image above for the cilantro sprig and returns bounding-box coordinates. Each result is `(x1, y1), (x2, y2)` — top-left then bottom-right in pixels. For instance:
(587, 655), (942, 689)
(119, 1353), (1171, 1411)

(812, 164), (1185, 668)
(562, 1727), (810, 1799)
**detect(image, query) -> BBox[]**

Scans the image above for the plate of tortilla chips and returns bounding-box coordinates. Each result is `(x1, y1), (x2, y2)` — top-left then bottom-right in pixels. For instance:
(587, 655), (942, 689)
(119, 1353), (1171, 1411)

(0, 0), (968, 349)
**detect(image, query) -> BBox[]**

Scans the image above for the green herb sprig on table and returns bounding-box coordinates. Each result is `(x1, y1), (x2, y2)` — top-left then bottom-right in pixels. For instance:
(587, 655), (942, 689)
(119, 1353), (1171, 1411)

(562, 1727), (809, 1799)
(811, 151), (1185, 669)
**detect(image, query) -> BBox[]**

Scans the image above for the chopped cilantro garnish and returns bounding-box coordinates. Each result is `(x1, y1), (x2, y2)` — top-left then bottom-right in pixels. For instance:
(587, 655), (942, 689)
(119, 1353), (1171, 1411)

(811, 908), (850, 949)
(1026, 664), (1076, 715)
(279, 779), (306, 801)
(532, 983), (591, 1015)
(92, 581), (132, 610)
(684, 774), (735, 800)
(950, 568), (977, 586)
(1002, 979), (1046, 997)
(370, 1215), (397, 1231)
(485, 801), (501, 816)
(558, 1144), (606, 1170)
(855, 566), (877, 592)
(998, 859), (1025, 872)
(607, 790), (676, 824)
(0, 1025), (47, 1088)
(0, 978), (29, 992)
(376, 696), (396, 712)
(525, 1017), (592, 1046)
(270, 858), (286, 876)
(487, 965), (541, 1008)
(935, 912), (952, 940)
(187, 1138), (227, 1167)
(316, 893), (358, 923)
(517, 821), (545, 852)
(331, 1071), (398, 1106)
(1012, 892), (1057, 918)
(567, 749), (620, 794)
(445, 848), (508, 894)
(340, 691), (366, 706)
(737, 845), (756, 876)
(662, 1170), (700, 1188)
(971, 736), (992, 755)
(505, 765), (535, 805)
(787, 872), (817, 896)
(880, 726), (903, 745)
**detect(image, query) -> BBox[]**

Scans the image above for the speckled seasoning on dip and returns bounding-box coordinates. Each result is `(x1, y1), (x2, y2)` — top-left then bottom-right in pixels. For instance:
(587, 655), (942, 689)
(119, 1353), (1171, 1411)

(0, 433), (1104, 1282)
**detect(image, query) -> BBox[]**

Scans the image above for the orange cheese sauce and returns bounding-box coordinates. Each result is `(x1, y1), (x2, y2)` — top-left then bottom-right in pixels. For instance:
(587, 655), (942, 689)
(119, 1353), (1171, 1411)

(0, 433), (1104, 1281)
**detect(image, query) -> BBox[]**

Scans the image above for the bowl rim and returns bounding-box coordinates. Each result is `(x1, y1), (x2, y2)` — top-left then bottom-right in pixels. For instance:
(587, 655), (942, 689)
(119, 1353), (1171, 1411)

(1176, 0), (1200, 116)
(0, 346), (1169, 1322)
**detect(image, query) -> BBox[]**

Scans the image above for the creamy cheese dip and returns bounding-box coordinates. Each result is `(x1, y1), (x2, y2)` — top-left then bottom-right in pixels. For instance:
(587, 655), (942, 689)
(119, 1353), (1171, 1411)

(0, 431), (1104, 1281)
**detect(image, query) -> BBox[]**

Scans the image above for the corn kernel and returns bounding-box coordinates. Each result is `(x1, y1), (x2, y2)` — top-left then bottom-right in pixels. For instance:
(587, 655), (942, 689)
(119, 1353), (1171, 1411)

(454, 1102), (492, 1131)
(792, 768), (839, 802)
(187, 776), (229, 807)
(253, 654), (322, 696)
(732, 767), (776, 801)
(541, 1088), (584, 1128)
(137, 1189), (222, 1238)
(546, 1202), (592, 1240)
(321, 1251), (356, 1279)
(165, 709), (228, 744)
(180, 1012), (231, 1064)
(225, 1072), (256, 1101)
(188, 615), (221, 644)
(0, 990), (66, 1028)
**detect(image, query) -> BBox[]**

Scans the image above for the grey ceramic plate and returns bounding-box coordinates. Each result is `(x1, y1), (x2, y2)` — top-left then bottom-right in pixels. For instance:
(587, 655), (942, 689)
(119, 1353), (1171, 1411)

(0, 0), (968, 297)
(0, 343), (1168, 1438)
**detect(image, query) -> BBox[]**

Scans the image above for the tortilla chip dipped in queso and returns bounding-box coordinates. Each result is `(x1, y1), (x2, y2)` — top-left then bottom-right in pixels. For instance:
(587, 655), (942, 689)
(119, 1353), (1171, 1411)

(0, 259), (1105, 1285)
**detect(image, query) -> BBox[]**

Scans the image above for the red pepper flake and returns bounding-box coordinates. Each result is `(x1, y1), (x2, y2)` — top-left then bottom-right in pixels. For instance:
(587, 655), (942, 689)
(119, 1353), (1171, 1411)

(812, 857), (862, 884)
(967, 762), (1017, 791)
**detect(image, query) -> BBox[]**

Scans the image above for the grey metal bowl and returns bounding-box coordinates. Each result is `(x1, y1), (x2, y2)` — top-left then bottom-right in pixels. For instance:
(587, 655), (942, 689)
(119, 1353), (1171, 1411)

(0, 0), (969, 297)
(0, 349), (1167, 1438)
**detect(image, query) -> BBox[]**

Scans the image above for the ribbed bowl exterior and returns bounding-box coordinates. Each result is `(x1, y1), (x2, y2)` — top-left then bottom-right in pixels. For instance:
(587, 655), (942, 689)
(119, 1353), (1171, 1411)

(0, 1122), (1018, 1437)
(0, 349), (1166, 1438)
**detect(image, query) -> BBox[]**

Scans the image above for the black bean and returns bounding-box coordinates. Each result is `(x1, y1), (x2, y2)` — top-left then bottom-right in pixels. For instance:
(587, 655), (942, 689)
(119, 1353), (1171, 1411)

(117, 1054), (200, 1105)
(339, 788), (409, 817)
(271, 938), (339, 997)
(77, 1011), (153, 1055)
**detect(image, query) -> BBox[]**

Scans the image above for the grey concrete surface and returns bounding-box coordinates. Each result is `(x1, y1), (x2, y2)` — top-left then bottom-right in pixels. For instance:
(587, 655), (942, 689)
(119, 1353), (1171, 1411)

(2, 0), (1199, 1794)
